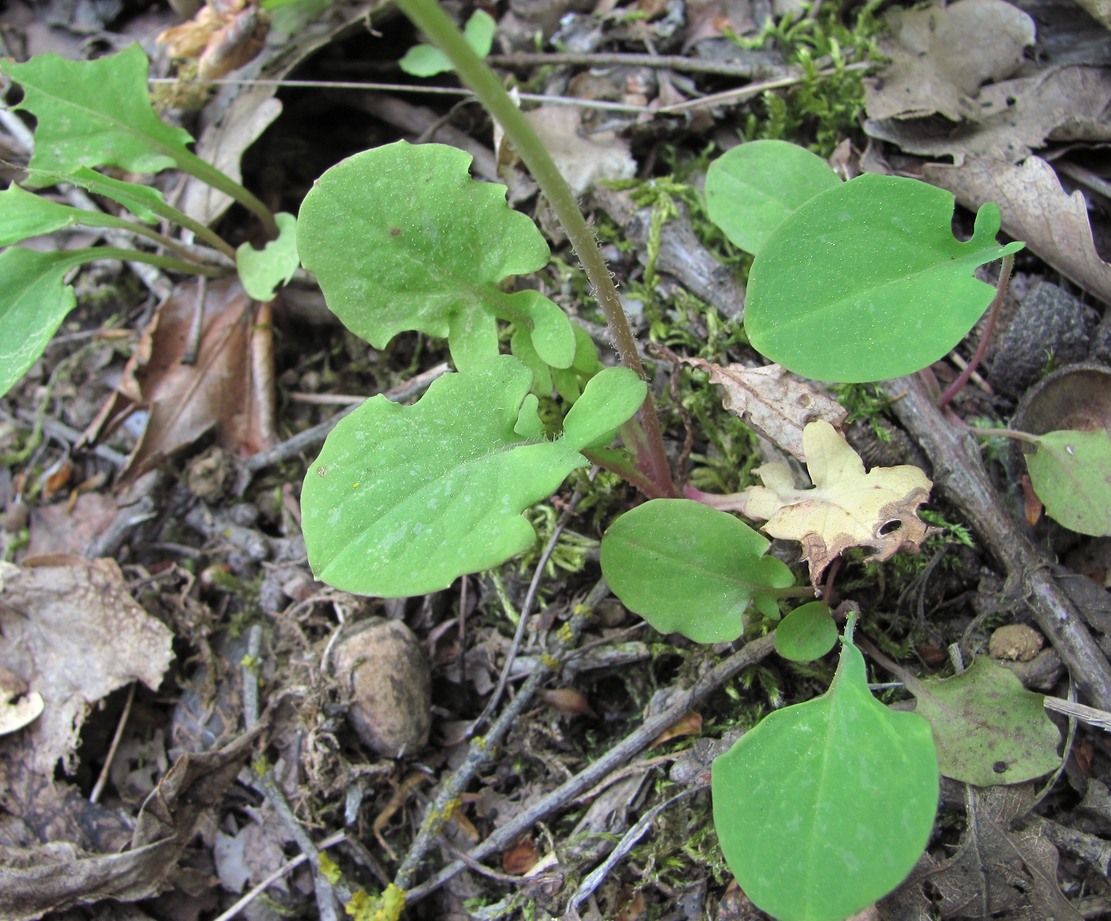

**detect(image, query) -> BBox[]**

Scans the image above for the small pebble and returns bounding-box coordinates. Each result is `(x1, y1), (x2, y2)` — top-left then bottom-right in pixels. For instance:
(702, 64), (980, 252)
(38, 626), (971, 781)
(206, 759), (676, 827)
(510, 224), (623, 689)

(332, 619), (431, 758)
(988, 623), (1044, 662)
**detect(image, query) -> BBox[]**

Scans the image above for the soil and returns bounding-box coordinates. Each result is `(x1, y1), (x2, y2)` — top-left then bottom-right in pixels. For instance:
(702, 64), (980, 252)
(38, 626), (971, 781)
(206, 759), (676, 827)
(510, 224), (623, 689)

(1, 1), (1111, 920)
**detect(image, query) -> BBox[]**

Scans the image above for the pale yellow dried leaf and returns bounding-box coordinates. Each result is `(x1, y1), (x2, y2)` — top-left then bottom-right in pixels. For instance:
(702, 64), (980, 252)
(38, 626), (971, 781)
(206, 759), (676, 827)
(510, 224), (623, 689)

(740, 420), (935, 587)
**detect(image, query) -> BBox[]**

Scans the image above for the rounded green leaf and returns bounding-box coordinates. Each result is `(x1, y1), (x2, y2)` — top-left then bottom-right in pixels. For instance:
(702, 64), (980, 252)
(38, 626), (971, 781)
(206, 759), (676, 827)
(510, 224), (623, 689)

(600, 499), (795, 643)
(562, 367), (646, 449)
(912, 656), (1062, 786)
(713, 628), (938, 921)
(399, 9), (496, 77)
(745, 174), (1025, 382)
(775, 602), (837, 662)
(706, 140), (841, 255)
(302, 356), (642, 597)
(297, 141), (573, 370)
(0, 45), (194, 176)
(1026, 429), (1111, 537)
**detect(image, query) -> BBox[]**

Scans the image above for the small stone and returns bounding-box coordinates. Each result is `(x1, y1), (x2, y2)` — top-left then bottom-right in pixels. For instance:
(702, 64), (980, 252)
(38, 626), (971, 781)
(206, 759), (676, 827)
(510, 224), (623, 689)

(332, 619), (431, 758)
(988, 623), (1044, 662)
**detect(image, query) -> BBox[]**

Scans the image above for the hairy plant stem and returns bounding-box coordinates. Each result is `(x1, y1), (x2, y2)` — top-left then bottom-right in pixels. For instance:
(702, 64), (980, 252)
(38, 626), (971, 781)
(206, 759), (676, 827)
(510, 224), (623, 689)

(395, 0), (677, 497)
(937, 253), (1013, 410)
(173, 147), (280, 241)
(74, 246), (230, 277)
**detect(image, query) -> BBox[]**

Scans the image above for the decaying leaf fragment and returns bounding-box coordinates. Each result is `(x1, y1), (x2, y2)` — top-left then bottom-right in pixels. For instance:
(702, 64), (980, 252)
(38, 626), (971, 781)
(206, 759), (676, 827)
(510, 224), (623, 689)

(158, 0), (269, 81)
(679, 358), (847, 461)
(740, 420), (936, 587)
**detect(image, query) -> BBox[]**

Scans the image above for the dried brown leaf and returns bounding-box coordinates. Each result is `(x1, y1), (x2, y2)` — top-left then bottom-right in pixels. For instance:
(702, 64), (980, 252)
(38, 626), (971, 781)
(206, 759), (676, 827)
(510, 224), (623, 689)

(923, 156), (1111, 304)
(0, 557), (174, 776)
(866, 64), (1111, 162)
(680, 358), (846, 461)
(0, 730), (260, 921)
(86, 278), (276, 483)
(739, 421), (935, 588)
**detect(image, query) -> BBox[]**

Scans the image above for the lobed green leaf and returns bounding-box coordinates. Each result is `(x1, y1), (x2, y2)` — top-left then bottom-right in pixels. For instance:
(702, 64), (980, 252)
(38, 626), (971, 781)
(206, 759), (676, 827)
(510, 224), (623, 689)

(745, 174), (1024, 382)
(237, 212), (299, 301)
(600, 499), (794, 643)
(301, 356), (642, 597)
(298, 141), (574, 371)
(1, 45), (195, 177)
(713, 623), (938, 921)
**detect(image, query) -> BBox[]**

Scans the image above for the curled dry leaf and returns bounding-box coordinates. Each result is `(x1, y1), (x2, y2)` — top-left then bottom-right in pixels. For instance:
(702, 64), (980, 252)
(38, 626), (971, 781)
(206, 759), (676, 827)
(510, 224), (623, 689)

(84, 278), (276, 484)
(158, 0), (269, 81)
(680, 358), (847, 461)
(739, 420), (936, 588)
(923, 156), (1111, 304)
(0, 664), (44, 736)
(0, 557), (174, 776)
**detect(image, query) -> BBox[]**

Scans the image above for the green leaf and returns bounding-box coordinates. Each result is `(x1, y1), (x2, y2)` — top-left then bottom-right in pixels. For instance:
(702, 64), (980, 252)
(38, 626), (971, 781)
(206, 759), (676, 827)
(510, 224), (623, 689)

(1026, 429), (1111, 537)
(399, 9), (496, 77)
(562, 366), (645, 448)
(0, 44), (195, 176)
(745, 174), (1025, 383)
(775, 602), (837, 662)
(600, 499), (795, 643)
(911, 656), (1062, 786)
(713, 621), (938, 921)
(0, 247), (90, 398)
(301, 356), (641, 597)
(237, 212), (299, 301)
(298, 141), (573, 371)
(0, 182), (144, 246)
(705, 140), (841, 255)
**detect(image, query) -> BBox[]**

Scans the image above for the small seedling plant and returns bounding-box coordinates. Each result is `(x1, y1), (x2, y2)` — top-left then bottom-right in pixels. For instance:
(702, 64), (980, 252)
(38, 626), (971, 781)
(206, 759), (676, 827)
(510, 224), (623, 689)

(0, 5), (1096, 919)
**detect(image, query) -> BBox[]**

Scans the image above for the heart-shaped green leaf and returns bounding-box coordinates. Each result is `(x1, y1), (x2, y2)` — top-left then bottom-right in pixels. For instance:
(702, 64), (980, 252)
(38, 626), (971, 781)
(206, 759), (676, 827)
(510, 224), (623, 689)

(298, 141), (573, 371)
(713, 622), (938, 921)
(0, 247), (91, 398)
(745, 174), (1024, 382)
(302, 356), (641, 597)
(600, 499), (795, 643)
(237, 212), (299, 301)
(911, 656), (1062, 786)
(1026, 429), (1111, 537)
(706, 140), (841, 255)
(0, 45), (195, 177)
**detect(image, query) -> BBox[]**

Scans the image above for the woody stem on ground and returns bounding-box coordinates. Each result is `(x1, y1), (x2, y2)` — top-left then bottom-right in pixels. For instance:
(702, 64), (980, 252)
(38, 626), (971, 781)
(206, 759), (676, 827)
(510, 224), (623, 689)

(395, 0), (678, 498)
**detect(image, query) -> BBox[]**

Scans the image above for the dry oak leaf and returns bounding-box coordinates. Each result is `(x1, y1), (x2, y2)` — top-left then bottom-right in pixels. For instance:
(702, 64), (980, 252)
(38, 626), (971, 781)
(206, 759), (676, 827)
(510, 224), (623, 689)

(740, 420), (936, 588)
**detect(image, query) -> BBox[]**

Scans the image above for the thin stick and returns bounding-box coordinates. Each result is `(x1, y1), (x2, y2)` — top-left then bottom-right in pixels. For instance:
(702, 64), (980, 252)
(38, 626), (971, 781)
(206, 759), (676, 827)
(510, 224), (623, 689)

(467, 488), (585, 735)
(211, 830), (347, 921)
(89, 682), (136, 804)
(401, 632), (776, 902)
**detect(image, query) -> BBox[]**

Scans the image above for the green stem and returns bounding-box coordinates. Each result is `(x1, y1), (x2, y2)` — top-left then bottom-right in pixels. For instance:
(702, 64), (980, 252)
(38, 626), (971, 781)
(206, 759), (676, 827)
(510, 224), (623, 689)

(141, 196), (239, 261)
(171, 147), (280, 240)
(395, 0), (677, 498)
(76, 246), (230, 277)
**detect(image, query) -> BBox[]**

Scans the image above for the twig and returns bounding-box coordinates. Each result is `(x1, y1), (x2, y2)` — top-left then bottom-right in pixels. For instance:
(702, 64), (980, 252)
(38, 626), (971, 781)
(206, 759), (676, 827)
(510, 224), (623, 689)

(568, 787), (698, 913)
(880, 374), (1111, 710)
(89, 682), (136, 804)
(394, 579), (611, 890)
(241, 362), (450, 476)
(211, 829), (347, 921)
(401, 631), (776, 903)
(242, 624), (262, 731)
(488, 51), (792, 80)
(468, 488), (586, 735)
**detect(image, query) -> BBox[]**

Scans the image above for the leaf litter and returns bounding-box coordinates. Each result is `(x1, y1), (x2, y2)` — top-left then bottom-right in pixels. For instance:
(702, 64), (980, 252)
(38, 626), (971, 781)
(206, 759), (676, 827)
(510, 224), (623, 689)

(2, 0), (1111, 918)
